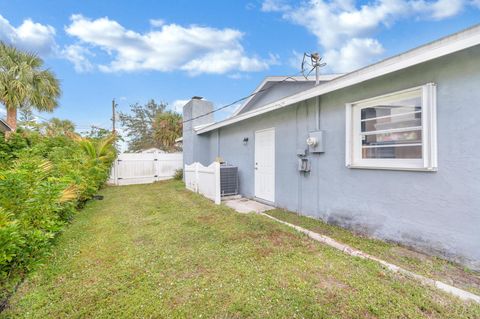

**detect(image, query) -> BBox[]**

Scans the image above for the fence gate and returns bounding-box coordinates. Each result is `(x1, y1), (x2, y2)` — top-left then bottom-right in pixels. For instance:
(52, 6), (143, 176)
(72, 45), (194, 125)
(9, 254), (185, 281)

(109, 152), (182, 186)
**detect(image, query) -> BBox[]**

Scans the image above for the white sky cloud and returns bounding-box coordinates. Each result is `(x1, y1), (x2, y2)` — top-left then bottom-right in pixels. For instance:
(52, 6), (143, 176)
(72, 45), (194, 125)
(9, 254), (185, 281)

(0, 14), (57, 56)
(62, 44), (94, 72)
(149, 19), (165, 27)
(262, 0), (473, 72)
(171, 99), (190, 113)
(228, 73), (252, 80)
(288, 50), (304, 70)
(65, 14), (273, 75)
(261, 0), (291, 12)
(413, 0), (465, 20)
(324, 38), (384, 73)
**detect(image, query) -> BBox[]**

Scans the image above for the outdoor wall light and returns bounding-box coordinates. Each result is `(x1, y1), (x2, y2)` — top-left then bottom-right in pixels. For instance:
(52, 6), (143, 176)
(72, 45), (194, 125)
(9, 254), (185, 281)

(243, 137), (249, 145)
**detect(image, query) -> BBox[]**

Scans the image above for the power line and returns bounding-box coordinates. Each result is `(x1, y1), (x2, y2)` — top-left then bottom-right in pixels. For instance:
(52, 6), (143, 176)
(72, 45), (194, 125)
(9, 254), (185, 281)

(27, 57), (323, 130)
(182, 69), (313, 124)
(29, 111), (110, 130)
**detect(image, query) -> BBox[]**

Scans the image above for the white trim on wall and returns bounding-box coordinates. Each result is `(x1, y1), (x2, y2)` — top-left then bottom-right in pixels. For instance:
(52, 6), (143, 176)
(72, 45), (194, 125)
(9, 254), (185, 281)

(345, 83), (438, 172)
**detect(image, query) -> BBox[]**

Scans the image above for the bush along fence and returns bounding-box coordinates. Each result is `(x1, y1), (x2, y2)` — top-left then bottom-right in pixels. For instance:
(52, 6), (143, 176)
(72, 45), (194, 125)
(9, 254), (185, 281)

(0, 131), (116, 309)
(184, 162), (221, 204)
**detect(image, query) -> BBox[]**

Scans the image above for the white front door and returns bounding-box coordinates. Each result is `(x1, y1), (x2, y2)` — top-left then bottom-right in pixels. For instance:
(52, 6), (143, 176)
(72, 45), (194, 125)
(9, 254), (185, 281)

(254, 128), (275, 202)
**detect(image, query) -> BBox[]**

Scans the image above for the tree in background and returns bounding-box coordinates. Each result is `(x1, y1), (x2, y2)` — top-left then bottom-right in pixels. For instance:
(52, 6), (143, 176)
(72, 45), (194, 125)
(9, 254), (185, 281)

(44, 117), (76, 136)
(82, 125), (112, 140)
(19, 104), (35, 122)
(153, 111), (182, 152)
(0, 42), (61, 134)
(18, 104), (41, 131)
(119, 99), (182, 152)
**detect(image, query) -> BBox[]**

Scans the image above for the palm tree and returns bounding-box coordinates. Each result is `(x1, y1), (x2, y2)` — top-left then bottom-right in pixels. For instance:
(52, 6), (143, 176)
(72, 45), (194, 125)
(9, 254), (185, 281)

(0, 42), (61, 134)
(153, 111), (182, 152)
(69, 132), (117, 163)
(44, 117), (76, 136)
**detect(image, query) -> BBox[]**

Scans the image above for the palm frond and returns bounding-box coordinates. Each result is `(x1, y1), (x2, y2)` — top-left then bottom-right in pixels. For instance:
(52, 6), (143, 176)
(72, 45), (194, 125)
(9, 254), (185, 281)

(66, 131), (82, 141)
(95, 134), (116, 158)
(0, 41), (60, 129)
(38, 160), (53, 173)
(58, 184), (79, 203)
(79, 140), (97, 159)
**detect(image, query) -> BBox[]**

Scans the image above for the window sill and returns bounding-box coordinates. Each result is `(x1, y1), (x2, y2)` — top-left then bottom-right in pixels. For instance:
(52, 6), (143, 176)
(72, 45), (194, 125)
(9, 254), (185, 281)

(347, 164), (437, 172)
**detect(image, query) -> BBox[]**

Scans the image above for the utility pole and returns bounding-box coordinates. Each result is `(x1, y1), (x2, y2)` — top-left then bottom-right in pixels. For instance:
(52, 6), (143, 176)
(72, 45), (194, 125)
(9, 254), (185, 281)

(112, 98), (117, 134)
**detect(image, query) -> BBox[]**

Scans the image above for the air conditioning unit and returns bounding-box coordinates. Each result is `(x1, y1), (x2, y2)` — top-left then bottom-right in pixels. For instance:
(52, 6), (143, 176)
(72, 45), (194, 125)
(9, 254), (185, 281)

(220, 164), (238, 196)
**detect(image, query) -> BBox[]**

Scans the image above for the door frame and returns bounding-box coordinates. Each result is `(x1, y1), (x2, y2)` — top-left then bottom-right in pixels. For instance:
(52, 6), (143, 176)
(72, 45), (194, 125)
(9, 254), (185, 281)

(254, 127), (275, 203)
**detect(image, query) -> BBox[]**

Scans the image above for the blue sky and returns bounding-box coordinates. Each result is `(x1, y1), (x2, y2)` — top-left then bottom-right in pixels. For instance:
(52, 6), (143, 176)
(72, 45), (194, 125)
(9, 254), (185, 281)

(0, 0), (479, 133)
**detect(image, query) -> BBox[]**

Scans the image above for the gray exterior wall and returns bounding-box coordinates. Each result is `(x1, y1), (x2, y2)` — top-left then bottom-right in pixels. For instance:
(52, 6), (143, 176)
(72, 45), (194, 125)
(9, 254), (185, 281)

(182, 99), (214, 167)
(185, 45), (480, 270)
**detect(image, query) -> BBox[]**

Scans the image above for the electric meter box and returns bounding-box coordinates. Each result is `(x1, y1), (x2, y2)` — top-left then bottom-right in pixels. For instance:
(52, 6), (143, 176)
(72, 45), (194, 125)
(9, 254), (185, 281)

(308, 131), (325, 153)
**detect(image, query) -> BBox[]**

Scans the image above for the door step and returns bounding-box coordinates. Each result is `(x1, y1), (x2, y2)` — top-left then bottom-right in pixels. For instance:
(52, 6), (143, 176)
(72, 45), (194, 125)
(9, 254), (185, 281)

(222, 196), (274, 214)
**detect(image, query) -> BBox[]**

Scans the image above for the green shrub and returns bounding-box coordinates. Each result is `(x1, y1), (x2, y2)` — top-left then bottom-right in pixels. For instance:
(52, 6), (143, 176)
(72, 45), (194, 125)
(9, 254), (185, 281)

(0, 132), (116, 302)
(173, 168), (183, 180)
(0, 209), (22, 277)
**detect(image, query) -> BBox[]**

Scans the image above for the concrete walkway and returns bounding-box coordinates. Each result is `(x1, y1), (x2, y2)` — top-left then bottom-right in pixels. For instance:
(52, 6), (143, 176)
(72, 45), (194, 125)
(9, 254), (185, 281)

(261, 213), (480, 304)
(222, 196), (274, 214)
(222, 196), (480, 304)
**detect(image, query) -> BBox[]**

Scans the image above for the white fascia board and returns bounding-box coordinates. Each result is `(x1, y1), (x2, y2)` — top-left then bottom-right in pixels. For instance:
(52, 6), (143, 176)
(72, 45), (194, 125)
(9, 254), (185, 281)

(231, 74), (343, 117)
(193, 122), (215, 131)
(265, 74), (343, 82)
(197, 24), (480, 135)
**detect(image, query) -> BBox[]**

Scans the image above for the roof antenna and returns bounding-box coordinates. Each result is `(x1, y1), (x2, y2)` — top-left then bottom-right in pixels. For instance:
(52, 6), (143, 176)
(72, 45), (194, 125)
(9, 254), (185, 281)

(302, 52), (326, 85)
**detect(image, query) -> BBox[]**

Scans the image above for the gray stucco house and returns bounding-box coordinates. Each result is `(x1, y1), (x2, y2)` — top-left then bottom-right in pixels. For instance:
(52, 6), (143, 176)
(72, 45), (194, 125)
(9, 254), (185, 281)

(0, 118), (12, 134)
(183, 25), (480, 270)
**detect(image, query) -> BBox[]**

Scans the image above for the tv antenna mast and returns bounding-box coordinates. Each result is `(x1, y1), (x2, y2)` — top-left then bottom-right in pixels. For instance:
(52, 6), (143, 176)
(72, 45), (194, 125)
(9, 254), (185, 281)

(301, 52), (326, 85)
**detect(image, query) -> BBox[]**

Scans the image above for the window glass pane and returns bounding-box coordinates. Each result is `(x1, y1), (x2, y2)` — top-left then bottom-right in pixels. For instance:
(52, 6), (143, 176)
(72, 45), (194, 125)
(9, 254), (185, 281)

(361, 112), (421, 132)
(360, 97), (421, 120)
(360, 96), (422, 133)
(362, 129), (422, 146)
(362, 145), (422, 159)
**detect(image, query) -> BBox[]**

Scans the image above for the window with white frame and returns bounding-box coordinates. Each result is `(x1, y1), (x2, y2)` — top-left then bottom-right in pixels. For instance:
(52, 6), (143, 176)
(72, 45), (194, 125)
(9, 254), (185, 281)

(346, 83), (437, 171)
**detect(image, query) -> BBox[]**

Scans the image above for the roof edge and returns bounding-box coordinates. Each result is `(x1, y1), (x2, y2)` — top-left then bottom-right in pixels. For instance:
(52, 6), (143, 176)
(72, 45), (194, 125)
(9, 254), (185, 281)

(231, 73), (343, 116)
(197, 24), (480, 134)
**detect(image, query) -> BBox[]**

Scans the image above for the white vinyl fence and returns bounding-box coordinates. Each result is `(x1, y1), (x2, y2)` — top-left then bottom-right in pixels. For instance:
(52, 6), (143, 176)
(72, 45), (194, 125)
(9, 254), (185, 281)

(184, 162), (221, 204)
(109, 152), (182, 186)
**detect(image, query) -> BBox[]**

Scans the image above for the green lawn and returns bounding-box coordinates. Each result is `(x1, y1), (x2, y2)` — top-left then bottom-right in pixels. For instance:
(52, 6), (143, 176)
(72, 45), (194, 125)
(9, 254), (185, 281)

(2, 180), (480, 318)
(265, 210), (480, 296)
